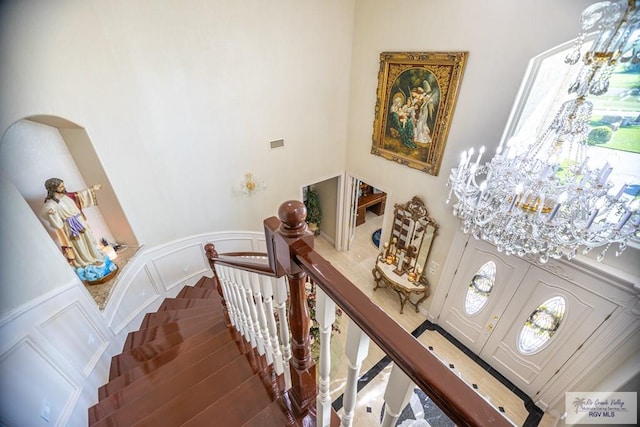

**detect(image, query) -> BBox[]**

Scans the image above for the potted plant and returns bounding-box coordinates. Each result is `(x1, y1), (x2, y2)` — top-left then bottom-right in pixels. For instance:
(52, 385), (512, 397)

(304, 186), (322, 236)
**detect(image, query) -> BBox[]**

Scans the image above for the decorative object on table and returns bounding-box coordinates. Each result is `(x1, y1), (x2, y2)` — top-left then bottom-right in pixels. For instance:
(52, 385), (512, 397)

(447, 1), (640, 263)
(373, 196), (439, 313)
(371, 51), (468, 176)
(304, 186), (322, 236)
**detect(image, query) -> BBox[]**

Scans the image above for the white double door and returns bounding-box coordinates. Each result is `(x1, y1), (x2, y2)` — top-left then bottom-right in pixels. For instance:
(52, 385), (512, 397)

(439, 239), (616, 398)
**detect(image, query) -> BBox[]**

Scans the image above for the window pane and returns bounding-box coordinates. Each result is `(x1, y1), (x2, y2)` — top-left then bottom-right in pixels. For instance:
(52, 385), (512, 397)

(518, 296), (566, 354)
(464, 261), (496, 315)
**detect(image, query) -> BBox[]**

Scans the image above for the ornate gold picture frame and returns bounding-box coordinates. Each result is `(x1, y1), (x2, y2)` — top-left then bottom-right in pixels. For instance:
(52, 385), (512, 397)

(370, 52), (468, 176)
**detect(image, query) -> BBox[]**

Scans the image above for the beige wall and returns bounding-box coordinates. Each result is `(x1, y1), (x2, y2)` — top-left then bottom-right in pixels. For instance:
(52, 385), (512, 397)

(0, 177), (78, 313)
(0, 0), (355, 246)
(0, 0), (355, 313)
(314, 176), (340, 244)
(343, 0), (640, 307)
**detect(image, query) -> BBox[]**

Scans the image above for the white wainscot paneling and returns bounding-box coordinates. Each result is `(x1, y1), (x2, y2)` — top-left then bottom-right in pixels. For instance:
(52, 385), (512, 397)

(210, 236), (261, 253)
(152, 243), (210, 292)
(109, 267), (160, 334)
(254, 237), (268, 253)
(0, 338), (79, 427)
(39, 302), (109, 377)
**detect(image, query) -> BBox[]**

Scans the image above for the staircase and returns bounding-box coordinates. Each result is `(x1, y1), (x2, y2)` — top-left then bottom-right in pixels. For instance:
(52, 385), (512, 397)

(88, 276), (298, 426)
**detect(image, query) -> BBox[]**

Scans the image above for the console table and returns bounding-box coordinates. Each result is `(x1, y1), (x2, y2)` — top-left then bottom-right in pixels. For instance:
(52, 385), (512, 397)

(372, 256), (430, 313)
(356, 192), (386, 226)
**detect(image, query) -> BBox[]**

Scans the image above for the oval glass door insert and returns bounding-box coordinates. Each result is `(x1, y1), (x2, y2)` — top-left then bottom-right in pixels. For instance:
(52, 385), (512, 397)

(464, 261), (496, 315)
(518, 296), (566, 354)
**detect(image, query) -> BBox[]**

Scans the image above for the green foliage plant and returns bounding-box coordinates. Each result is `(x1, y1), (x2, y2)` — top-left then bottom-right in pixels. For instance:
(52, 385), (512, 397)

(304, 187), (322, 225)
(587, 126), (613, 146)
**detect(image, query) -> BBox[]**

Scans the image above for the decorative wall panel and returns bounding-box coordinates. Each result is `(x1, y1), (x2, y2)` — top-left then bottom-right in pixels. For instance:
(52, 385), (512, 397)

(39, 302), (109, 377)
(109, 266), (160, 334)
(151, 243), (209, 292)
(0, 338), (79, 426)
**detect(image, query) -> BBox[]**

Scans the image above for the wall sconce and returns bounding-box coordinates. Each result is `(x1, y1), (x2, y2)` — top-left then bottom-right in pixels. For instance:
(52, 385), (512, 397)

(240, 172), (266, 195)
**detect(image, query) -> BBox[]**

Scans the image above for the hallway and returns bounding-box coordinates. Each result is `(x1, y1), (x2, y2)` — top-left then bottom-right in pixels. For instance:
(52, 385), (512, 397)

(314, 211), (553, 427)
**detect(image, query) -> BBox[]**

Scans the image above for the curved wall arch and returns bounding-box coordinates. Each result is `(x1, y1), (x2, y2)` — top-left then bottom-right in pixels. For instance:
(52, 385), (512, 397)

(0, 115), (137, 247)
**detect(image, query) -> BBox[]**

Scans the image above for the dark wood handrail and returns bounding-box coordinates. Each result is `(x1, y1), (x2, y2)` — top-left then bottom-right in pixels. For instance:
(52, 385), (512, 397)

(264, 201), (513, 427)
(293, 241), (511, 427)
(208, 252), (276, 277)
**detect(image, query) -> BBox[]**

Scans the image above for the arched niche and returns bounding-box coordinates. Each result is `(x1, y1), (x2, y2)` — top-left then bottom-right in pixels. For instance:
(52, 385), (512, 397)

(0, 115), (138, 253)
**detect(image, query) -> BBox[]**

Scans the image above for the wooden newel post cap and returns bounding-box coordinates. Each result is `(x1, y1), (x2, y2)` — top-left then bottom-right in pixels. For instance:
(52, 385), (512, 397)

(278, 200), (308, 236)
(204, 243), (218, 260)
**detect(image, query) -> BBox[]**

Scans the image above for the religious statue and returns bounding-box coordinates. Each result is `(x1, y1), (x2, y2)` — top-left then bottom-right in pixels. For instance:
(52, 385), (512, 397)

(41, 178), (116, 282)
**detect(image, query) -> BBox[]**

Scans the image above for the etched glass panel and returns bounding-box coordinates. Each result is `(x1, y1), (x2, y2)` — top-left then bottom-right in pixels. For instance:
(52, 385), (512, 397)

(518, 296), (566, 354)
(464, 261), (496, 315)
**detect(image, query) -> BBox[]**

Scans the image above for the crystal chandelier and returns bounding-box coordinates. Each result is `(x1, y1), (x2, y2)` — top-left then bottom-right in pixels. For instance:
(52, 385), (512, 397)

(447, 0), (640, 263)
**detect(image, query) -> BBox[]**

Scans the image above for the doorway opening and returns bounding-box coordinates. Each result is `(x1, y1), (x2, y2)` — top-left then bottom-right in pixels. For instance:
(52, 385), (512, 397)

(342, 175), (388, 252)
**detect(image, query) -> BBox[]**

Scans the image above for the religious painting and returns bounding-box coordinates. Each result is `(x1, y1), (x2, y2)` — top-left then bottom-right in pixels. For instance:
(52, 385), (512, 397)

(371, 52), (468, 176)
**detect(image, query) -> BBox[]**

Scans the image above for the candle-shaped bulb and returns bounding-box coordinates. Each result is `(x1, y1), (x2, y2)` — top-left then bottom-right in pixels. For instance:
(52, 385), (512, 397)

(614, 184), (627, 200)
(558, 192), (568, 204)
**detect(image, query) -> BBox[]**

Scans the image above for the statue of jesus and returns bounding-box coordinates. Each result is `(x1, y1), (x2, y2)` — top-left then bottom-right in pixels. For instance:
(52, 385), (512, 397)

(41, 177), (105, 268)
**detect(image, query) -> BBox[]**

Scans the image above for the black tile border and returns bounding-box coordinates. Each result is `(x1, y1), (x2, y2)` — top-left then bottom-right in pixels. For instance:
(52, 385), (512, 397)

(332, 319), (544, 426)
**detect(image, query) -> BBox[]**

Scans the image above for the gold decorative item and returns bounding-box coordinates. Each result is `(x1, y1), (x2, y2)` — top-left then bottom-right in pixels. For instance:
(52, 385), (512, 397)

(371, 51), (468, 176)
(373, 196), (439, 313)
(240, 172), (266, 195)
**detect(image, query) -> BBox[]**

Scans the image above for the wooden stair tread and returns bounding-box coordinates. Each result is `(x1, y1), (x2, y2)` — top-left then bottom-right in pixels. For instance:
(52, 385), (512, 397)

(99, 326), (236, 399)
(90, 340), (244, 423)
(140, 306), (219, 329)
(158, 297), (219, 311)
(123, 312), (223, 350)
(176, 285), (215, 299)
(91, 355), (257, 427)
(193, 275), (218, 290)
(172, 375), (276, 427)
(109, 319), (228, 379)
(92, 276), (305, 426)
(241, 400), (296, 426)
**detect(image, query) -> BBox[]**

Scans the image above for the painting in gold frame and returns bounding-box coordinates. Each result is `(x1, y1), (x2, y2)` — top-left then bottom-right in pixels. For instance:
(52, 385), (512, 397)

(370, 52), (468, 176)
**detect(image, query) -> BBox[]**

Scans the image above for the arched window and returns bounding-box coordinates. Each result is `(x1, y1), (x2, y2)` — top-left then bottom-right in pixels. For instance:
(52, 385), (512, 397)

(518, 296), (566, 354)
(464, 261), (496, 315)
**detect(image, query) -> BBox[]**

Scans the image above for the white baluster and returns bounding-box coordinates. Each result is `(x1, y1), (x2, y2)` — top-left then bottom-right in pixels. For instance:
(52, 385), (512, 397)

(241, 270), (263, 354)
(380, 363), (415, 427)
(234, 269), (255, 346)
(315, 286), (336, 427)
(261, 275), (285, 377)
(218, 266), (240, 333)
(341, 321), (370, 427)
(226, 266), (248, 340)
(273, 276), (292, 389)
(251, 273), (272, 363)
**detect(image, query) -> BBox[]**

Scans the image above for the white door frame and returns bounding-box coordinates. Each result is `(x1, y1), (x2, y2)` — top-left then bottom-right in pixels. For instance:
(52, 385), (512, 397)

(339, 172), (390, 252)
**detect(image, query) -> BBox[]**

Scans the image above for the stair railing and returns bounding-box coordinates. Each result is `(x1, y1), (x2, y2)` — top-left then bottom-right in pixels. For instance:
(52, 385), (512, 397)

(206, 200), (513, 427)
(205, 245), (292, 389)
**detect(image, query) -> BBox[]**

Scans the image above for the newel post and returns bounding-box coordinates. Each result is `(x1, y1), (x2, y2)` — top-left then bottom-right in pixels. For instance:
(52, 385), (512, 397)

(204, 243), (231, 326)
(267, 200), (316, 416)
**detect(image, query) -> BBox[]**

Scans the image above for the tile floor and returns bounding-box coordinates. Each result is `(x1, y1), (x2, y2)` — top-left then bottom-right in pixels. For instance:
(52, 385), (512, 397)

(314, 211), (555, 427)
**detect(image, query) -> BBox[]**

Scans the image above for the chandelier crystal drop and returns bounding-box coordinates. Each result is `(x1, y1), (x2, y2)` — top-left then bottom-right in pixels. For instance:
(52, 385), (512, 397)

(447, 0), (640, 263)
